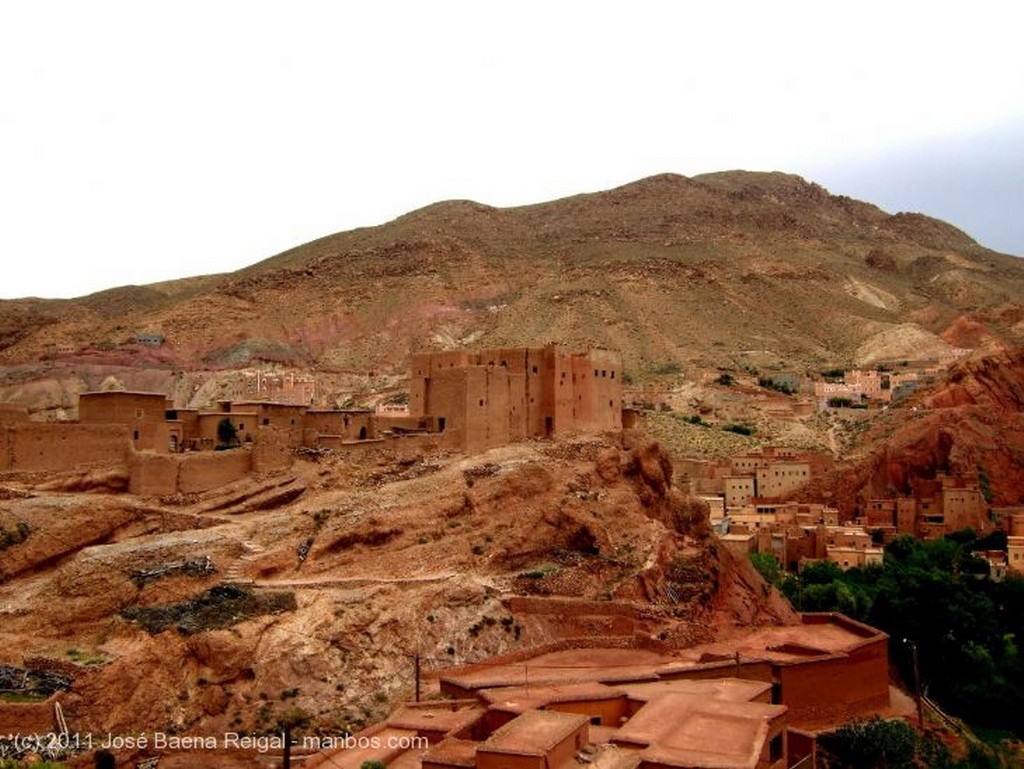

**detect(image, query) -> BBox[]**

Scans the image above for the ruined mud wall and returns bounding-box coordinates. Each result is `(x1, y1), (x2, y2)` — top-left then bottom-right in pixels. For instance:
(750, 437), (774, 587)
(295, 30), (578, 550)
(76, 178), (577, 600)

(129, 449), (253, 495)
(0, 424), (131, 472)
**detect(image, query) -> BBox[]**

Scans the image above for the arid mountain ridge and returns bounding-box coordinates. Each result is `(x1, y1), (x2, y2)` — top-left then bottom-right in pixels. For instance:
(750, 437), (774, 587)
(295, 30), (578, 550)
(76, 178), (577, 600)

(3, 170), (1024, 380)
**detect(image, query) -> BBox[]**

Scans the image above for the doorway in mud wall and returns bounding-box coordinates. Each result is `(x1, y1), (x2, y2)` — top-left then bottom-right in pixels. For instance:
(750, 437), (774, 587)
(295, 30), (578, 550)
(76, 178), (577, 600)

(438, 417), (446, 433)
(544, 416), (553, 436)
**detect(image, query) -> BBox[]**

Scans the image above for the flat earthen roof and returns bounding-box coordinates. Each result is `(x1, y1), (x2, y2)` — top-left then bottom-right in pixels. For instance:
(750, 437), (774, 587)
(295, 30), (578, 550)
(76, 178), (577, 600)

(441, 648), (671, 692)
(482, 710), (588, 756)
(422, 737), (479, 768)
(616, 694), (785, 769)
(676, 614), (884, 665)
(385, 704), (485, 734)
(479, 681), (623, 713)
(616, 678), (772, 704)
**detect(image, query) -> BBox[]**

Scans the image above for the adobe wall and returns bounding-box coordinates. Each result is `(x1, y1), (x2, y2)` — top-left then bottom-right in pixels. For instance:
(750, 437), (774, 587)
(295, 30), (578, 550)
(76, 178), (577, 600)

(78, 391), (170, 452)
(660, 659), (775, 685)
(777, 636), (889, 725)
(197, 412), (256, 446)
(504, 596), (638, 619)
(251, 428), (294, 473)
(0, 402), (29, 423)
(129, 449), (253, 495)
(411, 345), (623, 451)
(942, 488), (986, 531)
(507, 372), (527, 441)
(477, 750), (541, 769)
(548, 723), (588, 768)
(317, 433), (441, 456)
(129, 453), (179, 495)
(304, 410), (376, 441)
(551, 347), (575, 434)
(483, 367), (511, 452)
(179, 450), (251, 494)
(585, 348), (623, 431)
(546, 697), (629, 728)
(429, 368), (471, 451)
(526, 347), (553, 437)
(787, 729), (817, 768)
(1, 424), (131, 473)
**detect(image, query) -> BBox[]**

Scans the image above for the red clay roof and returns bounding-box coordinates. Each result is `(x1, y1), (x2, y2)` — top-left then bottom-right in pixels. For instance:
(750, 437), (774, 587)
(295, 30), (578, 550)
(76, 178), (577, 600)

(481, 710), (588, 756)
(616, 694), (785, 769)
(385, 704), (485, 734)
(422, 737), (479, 768)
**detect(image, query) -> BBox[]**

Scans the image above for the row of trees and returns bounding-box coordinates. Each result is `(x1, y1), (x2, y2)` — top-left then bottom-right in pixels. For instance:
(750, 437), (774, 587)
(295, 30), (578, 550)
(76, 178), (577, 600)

(751, 530), (1024, 738)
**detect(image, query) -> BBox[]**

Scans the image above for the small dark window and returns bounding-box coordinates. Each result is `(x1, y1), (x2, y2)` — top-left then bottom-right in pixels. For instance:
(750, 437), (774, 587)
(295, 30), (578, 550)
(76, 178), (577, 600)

(290, 418), (295, 426)
(594, 369), (598, 377)
(263, 418), (270, 426)
(479, 399), (485, 406)
(133, 430), (140, 440)
(609, 400), (613, 407)
(359, 426), (367, 440)
(590, 716), (602, 726)
(239, 423), (244, 430)
(438, 417), (446, 432)
(532, 365), (538, 374)
(602, 370), (607, 377)
(611, 371), (615, 379)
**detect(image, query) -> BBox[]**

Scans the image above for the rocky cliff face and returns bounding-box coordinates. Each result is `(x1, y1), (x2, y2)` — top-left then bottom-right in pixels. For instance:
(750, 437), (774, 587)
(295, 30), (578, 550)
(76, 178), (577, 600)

(0, 436), (794, 748)
(800, 347), (1024, 513)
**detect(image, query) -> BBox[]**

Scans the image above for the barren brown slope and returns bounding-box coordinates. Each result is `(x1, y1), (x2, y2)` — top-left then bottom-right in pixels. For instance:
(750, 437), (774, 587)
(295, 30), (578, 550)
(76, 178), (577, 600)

(2, 171), (1023, 375)
(0, 437), (793, 748)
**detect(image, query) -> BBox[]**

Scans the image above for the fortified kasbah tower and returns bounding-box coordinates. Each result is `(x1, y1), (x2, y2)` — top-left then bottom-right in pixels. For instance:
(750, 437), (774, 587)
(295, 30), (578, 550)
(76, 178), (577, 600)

(409, 345), (623, 454)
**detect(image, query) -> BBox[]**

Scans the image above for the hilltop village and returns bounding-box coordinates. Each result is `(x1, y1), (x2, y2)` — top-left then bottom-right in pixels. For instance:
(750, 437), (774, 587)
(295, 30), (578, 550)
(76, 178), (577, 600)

(1, 344), (1022, 768)
(4, 345), (1012, 569)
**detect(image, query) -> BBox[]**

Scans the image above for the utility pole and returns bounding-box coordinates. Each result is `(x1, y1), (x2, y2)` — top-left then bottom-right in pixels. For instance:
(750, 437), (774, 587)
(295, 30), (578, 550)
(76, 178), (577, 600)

(905, 638), (924, 729)
(414, 652), (421, 703)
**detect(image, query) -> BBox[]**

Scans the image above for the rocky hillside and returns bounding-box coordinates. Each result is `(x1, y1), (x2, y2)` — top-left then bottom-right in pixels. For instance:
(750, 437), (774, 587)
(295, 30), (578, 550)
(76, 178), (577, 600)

(0, 436), (794, 760)
(3, 172), (1023, 379)
(797, 346), (1024, 513)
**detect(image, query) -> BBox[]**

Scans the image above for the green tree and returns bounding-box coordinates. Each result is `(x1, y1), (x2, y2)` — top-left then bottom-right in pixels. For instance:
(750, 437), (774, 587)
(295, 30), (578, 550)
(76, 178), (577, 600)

(819, 716), (916, 769)
(748, 552), (783, 587)
(216, 417), (239, 447)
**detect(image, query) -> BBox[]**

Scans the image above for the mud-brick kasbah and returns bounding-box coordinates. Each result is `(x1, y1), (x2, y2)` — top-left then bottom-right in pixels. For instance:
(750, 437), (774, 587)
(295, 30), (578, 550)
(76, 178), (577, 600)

(0, 344), (977, 768)
(0, 345), (621, 495)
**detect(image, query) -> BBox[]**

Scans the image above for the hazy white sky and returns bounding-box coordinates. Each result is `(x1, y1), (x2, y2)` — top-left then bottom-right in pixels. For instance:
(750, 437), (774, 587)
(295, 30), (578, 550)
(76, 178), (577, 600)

(2, 1), (1022, 299)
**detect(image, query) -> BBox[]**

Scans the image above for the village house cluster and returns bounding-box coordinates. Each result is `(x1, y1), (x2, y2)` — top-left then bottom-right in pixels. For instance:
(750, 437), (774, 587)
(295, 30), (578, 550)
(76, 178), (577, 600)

(676, 446), (1007, 576)
(304, 614), (893, 769)
(811, 368), (922, 408)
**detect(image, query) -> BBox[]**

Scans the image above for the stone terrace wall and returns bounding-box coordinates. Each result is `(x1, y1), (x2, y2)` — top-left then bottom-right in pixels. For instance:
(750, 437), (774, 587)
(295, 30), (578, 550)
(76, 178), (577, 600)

(0, 424), (131, 473)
